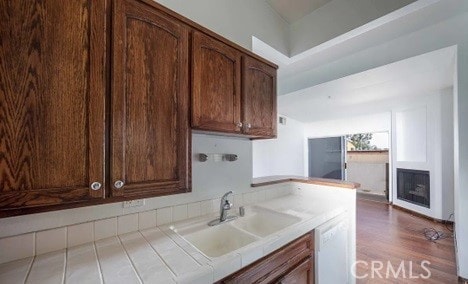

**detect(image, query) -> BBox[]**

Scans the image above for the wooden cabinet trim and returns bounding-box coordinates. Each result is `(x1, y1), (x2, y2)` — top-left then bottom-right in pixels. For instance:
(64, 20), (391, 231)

(276, 257), (314, 284)
(219, 232), (314, 284)
(88, 0), (108, 199)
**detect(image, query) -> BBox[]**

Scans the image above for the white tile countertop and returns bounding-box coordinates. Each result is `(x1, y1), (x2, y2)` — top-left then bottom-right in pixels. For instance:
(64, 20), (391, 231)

(0, 185), (355, 284)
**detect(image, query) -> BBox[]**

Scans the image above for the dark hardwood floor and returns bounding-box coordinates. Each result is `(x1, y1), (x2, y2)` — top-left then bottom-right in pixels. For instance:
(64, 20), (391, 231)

(356, 199), (460, 283)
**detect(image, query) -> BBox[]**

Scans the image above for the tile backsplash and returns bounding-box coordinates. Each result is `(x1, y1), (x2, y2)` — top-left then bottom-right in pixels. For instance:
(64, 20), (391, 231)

(0, 184), (291, 265)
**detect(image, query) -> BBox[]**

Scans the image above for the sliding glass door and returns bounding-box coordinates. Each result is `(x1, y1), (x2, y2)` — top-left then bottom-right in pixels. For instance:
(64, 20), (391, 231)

(308, 137), (346, 180)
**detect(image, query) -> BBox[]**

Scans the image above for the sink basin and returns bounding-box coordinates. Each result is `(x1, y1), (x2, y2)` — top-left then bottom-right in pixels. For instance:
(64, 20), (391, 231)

(168, 207), (301, 258)
(231, 207), (301, 237)
(174, 224), (258, 258)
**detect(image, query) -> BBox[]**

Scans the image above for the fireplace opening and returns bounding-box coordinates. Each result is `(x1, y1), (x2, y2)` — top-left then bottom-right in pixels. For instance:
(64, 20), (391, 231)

(397, 168), (430, 208)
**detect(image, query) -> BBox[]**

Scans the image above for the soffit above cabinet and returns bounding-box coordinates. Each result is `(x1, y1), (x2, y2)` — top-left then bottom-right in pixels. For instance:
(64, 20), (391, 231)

(266, 0), (332, 24)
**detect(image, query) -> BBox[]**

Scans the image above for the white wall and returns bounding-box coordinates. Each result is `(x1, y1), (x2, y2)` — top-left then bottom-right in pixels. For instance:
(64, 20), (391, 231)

(440, 89), (454, 220)
(154, 0), (289, 55)
(252, 116), (305, 177)
(391, 91), (454, 221)
(394, 106), (427, 163)
(455, 43), (468, 279)
(303, 112), (392, 137)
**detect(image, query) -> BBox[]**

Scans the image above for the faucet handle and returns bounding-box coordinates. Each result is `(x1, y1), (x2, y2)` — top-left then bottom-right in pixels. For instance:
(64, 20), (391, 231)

(223, 199), (233, 210)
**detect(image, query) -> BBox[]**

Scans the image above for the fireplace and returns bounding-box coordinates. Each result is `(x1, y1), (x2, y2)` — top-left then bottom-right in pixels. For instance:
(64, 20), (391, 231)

(397, 169), (430, 208)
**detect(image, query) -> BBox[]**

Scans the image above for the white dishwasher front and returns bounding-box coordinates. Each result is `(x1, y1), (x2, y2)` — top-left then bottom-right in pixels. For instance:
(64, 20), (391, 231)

(315, 213), (349, 284)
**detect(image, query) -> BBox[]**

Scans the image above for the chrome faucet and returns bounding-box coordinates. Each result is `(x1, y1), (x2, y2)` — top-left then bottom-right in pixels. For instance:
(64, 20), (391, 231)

(208, 191), (238, 226)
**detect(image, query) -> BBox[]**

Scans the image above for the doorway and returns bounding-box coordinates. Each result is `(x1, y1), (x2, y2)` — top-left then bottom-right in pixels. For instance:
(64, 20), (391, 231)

(308, 136), (345, 180)
(308, 132), (390, 202)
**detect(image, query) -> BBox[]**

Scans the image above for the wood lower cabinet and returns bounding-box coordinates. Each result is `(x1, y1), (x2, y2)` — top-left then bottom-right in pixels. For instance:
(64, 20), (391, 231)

(192, 31), (242, 133)
(277, 258), (314, 284)
(0, 0), (107, 214)
(242, 56), (277, 138)
(111, 0), (191, 198)
(219, 232), (315, 284)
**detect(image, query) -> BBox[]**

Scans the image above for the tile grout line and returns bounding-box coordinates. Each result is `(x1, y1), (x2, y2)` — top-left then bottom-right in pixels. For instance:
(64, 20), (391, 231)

(23, 255), (35, 284)
(62, 249), (67, 284)
(92, 242), (105, 284)
(116, 235), (143, 284)
(138, 230), (177, 280)
(159, 228), (210, 266)
(63, 227), (68, 284)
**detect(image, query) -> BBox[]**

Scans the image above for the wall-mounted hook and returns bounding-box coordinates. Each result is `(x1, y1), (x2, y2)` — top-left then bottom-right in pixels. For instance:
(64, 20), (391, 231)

(199, 153), (208, 162)
(223, 154), (238, 162)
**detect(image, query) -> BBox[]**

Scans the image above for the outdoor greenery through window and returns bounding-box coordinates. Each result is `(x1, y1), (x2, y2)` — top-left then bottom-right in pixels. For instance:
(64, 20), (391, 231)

(346, 133), (389, 151)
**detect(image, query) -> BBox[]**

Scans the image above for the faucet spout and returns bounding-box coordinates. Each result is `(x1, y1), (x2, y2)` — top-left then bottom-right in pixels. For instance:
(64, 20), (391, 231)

(220, 191), (233, 221)
(208, 190), (238, 226)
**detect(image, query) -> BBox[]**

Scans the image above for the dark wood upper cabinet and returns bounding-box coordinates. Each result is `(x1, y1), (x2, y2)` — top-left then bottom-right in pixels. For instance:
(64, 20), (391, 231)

(191, 33), (277, 138)
(192, 31), (242, 133)
(0, 0), (275, 217)
(111, 0), (191, 198)
(0, 0), (107, 213)
(242, 56), (277, 138)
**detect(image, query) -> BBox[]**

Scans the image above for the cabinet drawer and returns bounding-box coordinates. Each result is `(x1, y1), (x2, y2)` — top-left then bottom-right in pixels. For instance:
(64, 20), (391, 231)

(276, 257), (314, 284)
(219, 232), (314, 284)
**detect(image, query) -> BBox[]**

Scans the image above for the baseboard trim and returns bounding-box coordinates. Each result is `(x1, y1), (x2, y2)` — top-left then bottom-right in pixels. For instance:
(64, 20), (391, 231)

(391, 204), (454, 225)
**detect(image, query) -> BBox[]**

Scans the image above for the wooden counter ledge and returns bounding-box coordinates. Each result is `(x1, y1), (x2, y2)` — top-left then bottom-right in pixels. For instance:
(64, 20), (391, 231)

(252, 175), (360, 189)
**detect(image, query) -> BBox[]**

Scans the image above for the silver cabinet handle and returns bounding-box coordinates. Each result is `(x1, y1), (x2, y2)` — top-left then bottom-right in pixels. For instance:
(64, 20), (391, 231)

(114, 180), (124, 189)
(236, 122), (243, 128)
(90, 182), (102, 191)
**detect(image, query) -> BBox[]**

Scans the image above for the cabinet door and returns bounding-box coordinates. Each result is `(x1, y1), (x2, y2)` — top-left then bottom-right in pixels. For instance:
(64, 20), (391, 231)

(0, 0), (107, 215)
(219, 233), (314, 284)
(277, 258), (314, 284)
(242, 56), (277, 138)
(111, 0), (190, 198)
(192, 31), (242, 133)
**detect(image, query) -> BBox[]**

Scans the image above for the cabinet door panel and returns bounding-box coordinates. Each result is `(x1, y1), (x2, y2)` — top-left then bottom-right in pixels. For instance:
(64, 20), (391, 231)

(219, 232), (314, 284)
(278, 258), (314, 284)
(192, 31), (241, 133)
(0, 0), (107, 214)
(112, 0), (190, 197)
(242, 56), (277, 138)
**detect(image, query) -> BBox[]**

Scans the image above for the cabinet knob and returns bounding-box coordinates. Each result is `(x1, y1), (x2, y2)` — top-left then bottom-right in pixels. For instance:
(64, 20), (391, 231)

(236, 122), (243, 128)
(246, 123), (251, 129)
(90, 182), (102, 191)
(114, 180), (124, 189)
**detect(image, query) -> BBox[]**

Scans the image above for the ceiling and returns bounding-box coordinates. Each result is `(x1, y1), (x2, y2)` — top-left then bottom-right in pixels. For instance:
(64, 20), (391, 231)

(266, 0), (332, 24)
(252, 0), (467, 96)
(278, 46), (456, 122)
